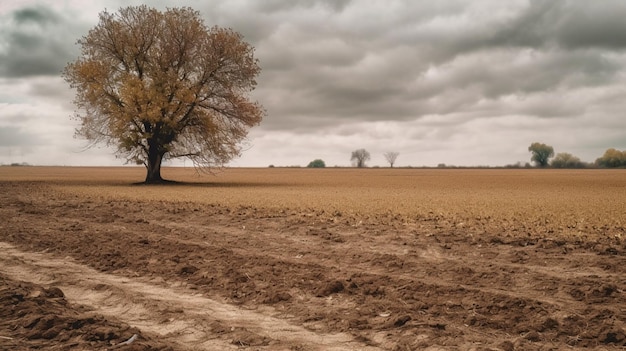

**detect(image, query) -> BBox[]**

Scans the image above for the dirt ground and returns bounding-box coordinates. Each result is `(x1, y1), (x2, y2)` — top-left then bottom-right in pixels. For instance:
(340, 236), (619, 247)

(2, 178), (626, 350)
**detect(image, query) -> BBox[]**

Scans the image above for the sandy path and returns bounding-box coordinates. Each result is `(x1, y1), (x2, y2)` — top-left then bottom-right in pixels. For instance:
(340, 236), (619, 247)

(0, 241), (381, 351)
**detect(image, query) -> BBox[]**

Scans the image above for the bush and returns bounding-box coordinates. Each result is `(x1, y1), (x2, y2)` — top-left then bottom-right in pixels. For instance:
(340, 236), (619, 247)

(307, 159), (326, 168)
(596, 148), (626, 168)
(551, 153), (586, 168)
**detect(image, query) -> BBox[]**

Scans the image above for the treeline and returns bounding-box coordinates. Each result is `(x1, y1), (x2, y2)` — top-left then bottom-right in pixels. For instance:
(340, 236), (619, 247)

(528, 143), (626, 169)
(289, 144), (626, 169)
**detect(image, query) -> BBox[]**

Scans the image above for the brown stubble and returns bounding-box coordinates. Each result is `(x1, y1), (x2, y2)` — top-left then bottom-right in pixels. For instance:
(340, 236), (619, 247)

(2, 167), (625, 240)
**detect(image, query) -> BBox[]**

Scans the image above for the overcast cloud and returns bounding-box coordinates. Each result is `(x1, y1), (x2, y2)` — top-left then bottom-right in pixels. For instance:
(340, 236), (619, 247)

(1, 0), (625, 167)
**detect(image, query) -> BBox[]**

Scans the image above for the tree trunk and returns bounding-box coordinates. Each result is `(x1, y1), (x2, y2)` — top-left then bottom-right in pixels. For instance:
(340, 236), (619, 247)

(145, 141), (165, 183)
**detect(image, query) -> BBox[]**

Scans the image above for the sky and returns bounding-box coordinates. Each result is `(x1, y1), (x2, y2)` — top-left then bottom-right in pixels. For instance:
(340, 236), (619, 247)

(1, 0), (626, 168)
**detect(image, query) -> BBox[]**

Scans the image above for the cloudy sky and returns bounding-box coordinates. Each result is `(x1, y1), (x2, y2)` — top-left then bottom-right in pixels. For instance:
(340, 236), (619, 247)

(1, 0), (626, 167)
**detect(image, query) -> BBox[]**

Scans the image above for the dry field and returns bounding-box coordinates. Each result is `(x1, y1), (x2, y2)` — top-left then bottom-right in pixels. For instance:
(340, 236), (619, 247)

(1, 166), (626, 350)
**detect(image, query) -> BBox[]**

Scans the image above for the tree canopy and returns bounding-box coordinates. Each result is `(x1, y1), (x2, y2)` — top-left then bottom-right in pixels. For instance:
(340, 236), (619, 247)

(551, 152), (585, 168)
(307, 159), (326, 168)
(596, 148), (626, 168)
(528, 142), (554, 168)
(351, 149), (370, 168)
(64, 6), (264, 183)
(383, 152), (399, 168)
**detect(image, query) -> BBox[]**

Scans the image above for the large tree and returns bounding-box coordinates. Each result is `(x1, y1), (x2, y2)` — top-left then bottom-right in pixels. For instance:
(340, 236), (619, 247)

(528, 142), (554, 168)
(383, 151), (399, 168)
(351, 149), (370, 168)
(64, 6), (264, 183)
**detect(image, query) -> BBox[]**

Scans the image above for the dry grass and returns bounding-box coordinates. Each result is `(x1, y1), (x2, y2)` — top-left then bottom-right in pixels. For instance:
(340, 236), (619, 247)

(2, 166), (625, 239)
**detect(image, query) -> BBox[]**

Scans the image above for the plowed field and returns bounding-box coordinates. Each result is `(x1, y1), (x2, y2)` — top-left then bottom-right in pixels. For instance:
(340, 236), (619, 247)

(1, 167), (626, 350)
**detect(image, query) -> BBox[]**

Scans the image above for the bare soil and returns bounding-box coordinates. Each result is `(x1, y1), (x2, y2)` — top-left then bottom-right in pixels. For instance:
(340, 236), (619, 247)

(2, 179), (626, 350)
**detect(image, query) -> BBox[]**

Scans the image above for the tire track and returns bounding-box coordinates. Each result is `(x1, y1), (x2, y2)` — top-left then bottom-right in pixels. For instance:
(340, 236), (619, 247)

(0, 241), (381, 351)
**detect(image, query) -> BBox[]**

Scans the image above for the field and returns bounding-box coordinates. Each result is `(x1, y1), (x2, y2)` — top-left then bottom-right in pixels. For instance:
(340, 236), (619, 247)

(1, 166), (626, 350)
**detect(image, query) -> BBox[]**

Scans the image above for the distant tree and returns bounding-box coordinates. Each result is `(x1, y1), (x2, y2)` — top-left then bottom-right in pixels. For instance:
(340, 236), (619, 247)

(307, 159), (326, 168)
(528, 142), (554, 168)
(63, 6), (264, 183)
(595, 148), (626, 168)
(383, 152), (399, 168)
(351, 149), (370, 168)
(551, 153), (585, 168)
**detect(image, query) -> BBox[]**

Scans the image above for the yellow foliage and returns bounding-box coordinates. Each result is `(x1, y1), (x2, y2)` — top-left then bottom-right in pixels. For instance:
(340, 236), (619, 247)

(63, 6), (265, 179)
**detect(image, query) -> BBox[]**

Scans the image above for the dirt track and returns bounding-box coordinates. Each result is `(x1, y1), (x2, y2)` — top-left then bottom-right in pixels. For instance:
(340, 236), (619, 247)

(2, 179), (626, 350)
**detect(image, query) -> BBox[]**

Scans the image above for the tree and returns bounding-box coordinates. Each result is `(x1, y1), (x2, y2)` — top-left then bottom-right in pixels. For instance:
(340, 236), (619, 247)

(528, 142), (554, 168)
(551, 152), (585, 168)
(596, 148), (626, 168)
(307, 159), (326, 168)
(351, 149), (370, 168)
(383, 151), (399, 168)
(63, 6), (264, 183)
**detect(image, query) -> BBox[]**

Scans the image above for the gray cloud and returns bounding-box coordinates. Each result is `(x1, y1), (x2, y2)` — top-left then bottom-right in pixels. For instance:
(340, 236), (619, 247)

(240, 0), (626, 135)
(253, 0), (352, 14)
(507, 0), (626, 50)
(1, 0), (626, 167)
(0, 125), (41, 146)
(0, 5), (84, 77)
(13, 6), (60, 24)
